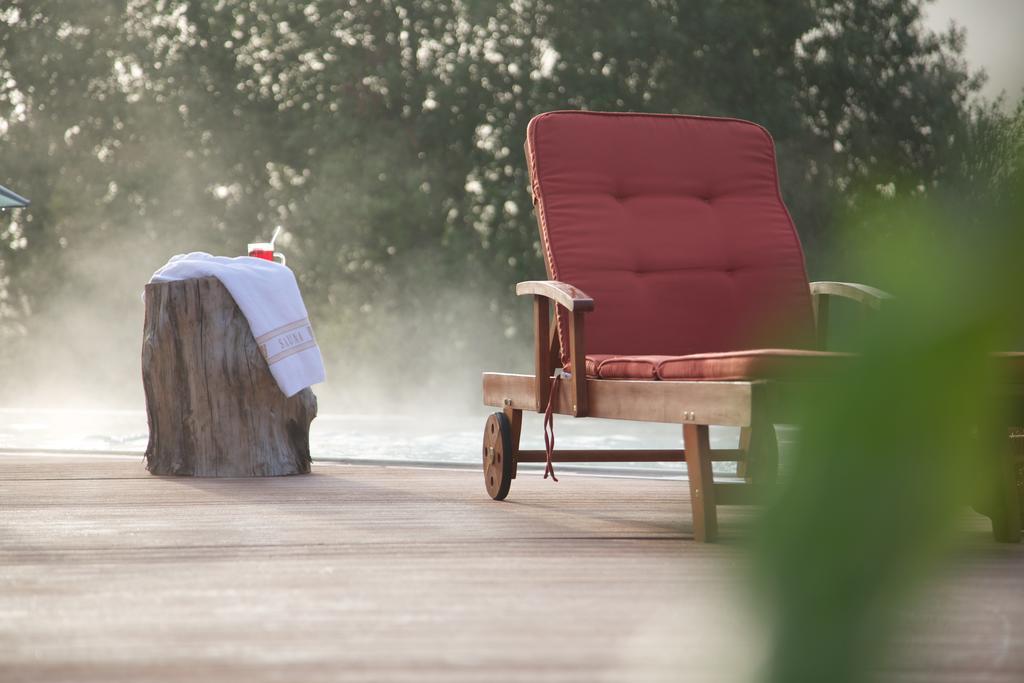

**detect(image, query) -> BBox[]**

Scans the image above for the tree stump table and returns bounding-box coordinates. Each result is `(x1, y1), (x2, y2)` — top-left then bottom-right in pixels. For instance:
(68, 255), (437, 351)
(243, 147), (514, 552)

(142, 276), (317, 477)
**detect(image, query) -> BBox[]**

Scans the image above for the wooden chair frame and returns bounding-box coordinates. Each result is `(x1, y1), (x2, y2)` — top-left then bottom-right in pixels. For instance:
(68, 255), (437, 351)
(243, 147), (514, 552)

(483, 280), (1023, 543)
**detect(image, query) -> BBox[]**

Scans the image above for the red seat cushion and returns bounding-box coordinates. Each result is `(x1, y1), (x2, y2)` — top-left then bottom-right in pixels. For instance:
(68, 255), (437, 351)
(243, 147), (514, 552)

(527, 111), (816, 368)
(588, 351), (1024, 382)
(586, 349), (852, 381)
(590, 354), (663, 380)
(656, 349), (852, 381)
(992, 352), (1024, 381)
(585, 354), (612, 378)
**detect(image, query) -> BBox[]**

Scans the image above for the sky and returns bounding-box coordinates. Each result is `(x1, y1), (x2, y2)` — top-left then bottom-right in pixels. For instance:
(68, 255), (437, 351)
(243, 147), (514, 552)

(925, 0), (1024, 106)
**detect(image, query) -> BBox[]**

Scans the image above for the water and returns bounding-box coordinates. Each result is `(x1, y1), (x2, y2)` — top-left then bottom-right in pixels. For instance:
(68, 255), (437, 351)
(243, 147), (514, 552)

(0, 407), (789, 477)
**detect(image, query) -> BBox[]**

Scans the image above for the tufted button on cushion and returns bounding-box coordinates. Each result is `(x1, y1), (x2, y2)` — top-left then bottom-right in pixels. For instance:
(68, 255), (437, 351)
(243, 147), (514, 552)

(527, 111), (816, 367)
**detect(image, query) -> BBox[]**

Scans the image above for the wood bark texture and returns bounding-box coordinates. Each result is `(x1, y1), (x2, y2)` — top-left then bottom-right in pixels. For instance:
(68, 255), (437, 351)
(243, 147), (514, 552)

(142, 276), (316, 476)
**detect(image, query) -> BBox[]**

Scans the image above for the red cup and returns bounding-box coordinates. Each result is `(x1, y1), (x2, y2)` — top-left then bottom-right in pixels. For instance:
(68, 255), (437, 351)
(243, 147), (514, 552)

(247, 242), (285, 265)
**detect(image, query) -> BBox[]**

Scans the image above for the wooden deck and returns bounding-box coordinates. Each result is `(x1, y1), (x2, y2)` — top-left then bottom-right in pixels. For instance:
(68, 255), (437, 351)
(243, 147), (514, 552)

(1, 452), (1022, 682)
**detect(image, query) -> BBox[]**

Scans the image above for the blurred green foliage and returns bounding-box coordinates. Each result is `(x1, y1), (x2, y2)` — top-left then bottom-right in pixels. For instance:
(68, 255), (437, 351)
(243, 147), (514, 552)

(0, 0), (1014, 402)
(754, 99), (1024, 683)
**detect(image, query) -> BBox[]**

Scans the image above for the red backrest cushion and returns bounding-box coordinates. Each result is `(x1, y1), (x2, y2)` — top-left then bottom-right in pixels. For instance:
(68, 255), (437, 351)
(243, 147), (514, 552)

(526, 111), (816, 367)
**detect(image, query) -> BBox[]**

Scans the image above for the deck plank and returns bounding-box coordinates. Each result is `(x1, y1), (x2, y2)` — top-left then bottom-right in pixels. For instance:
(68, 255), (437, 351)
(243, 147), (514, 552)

(0, 452), (1021, 682)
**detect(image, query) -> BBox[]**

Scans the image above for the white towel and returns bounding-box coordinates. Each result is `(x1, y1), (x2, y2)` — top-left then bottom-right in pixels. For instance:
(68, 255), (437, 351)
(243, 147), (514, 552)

(149, 252), (326, 397)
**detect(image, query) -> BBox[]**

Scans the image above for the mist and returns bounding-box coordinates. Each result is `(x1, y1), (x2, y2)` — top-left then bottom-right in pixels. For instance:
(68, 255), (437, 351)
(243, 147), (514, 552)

(0, 1), (1018, 426)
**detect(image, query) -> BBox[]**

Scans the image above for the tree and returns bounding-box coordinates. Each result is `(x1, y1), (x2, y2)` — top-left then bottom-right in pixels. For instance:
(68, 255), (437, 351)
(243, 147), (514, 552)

(0, 0), (994, 406)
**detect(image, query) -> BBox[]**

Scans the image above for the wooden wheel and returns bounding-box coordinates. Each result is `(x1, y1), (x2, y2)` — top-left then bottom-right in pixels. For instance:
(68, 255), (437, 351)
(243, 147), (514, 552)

(483, 412), (515, 500)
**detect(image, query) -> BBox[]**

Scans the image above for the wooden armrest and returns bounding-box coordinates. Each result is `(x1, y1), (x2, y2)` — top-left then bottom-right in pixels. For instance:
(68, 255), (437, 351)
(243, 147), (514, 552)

(517, 280), (590, 416)
(516, 280), (595, 312)
(809, 281), (892, 310)
(810, 281), (891, 350)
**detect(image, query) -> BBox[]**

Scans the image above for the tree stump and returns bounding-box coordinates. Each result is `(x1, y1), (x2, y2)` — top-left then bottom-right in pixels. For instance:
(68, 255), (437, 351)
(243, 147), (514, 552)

(142, 276), (317, 477)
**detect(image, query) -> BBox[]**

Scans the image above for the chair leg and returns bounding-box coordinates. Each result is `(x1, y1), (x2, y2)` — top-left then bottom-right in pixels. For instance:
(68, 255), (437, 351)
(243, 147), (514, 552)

(990, 432), (1022, 543)
(736, 426), (751, 481)
(746, 412), (779, 487)
(684, 423), (717, 542)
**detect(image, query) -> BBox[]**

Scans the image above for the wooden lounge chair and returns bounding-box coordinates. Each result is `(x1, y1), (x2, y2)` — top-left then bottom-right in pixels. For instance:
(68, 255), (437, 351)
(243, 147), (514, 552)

(481, 110), (1021, 543)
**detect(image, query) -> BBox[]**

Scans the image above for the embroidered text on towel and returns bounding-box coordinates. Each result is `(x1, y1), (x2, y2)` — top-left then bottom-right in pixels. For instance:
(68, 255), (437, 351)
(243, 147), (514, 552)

(256, 318), (317, 366)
